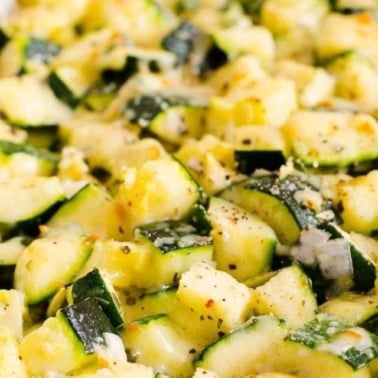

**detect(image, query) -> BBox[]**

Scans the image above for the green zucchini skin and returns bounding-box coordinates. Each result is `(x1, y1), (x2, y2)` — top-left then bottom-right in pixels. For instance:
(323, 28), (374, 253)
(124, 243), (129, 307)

(194, 315), (288, 377)
(161, 20), (227, 74)
(60, 298), (116, 354)
(221, 174), (336, 245)
(48, 71), (81, 108)
(0, 140), (59, 175)
(135, 220), (212, 254)
(134, 220), (213, 288)
(0, 29), (9, 50)
(124, 94), (188, 129)
(24, 37), (61, 64)
(71, 268), (124, 330)
(287, 313), (378, 370)
(330, 0), (378, 14)
(101, 55), (139, 87)
(234, 149), (286, 174)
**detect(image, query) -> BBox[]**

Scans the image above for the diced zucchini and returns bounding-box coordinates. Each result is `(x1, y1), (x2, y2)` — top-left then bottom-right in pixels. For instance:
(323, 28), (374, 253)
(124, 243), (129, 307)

(69, 268), (124, 329)
(333, 170), (378, 235)
(208, 76), (297, 129)
(287, 314), (378, 370)
(315, 12), (378, 63)
(0, 140), (58, 176)
(320, 222), (376, 292)
(0, 176), (65, 232)
(0, 34), (60, 77)
(47, 183), (114, 238)
(161, 20), (205, 65)
(221, 174), (335, 245)
(171, 261), (253, 343)
(320, 292), (378, 325)
(325, 51), (378, 115)
(161, 20), (227, 75)
(134, 220), (213, 288)
(121, 287), (177, 323)
(122, 314), (197, 377)
(0, 74), (72, 127)
(112, 156), (202, 239)
(194, 315), (288, 377)
(60, 298), (116, 354)
(99, 47), (176, 87)
(14, 224), (95, 305)
(207, 197), (276, 281)
(20, 311), (93, 375)
(284, 110), (378, 167)
(233, 125), (290, 170)
(123, 93), (206, 145)
(0, 325), (28, 377)
(251, 264), (318, 329)
(267, 339), (371, 378)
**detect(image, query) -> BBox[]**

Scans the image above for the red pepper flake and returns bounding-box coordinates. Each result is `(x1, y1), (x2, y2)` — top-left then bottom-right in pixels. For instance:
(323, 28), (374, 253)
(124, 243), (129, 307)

(205, 299), (215, 308)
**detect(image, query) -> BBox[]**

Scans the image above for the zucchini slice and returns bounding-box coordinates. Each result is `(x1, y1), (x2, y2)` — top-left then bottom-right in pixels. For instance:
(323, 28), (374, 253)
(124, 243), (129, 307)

(284, 110), (378, 167)
(60, 298), (116, 354)
(194, 315), (288, 377)
(20, 312), (92, 375)
(20, 298), (115, 375)
(47, 183), (113, 238)
(0, 75), (72, 127)
(171, 261), (253, 343)
(319, 291), (378, 326)
(268, 339), (371, 378)
(287, 313), (378, 370)
(134, 220), (213, 288)
(122, 314), (197, 377)
(161, 20), (227, 75)
(14, 224), (95, 305)
(251, 264), (318, 329)
(207, 196), (277, 281)
(123, 93), (206, 145)
(113, 156), (202, 239)
(0, 140), (58, 176)
(69, 268), (124, 329)
(221, 174), (335, 245)
(0, 176), (65, 233)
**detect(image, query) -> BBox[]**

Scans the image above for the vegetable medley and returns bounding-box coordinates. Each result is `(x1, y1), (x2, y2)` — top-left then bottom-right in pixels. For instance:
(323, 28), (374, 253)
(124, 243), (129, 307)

(1, 0), (378, 377)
